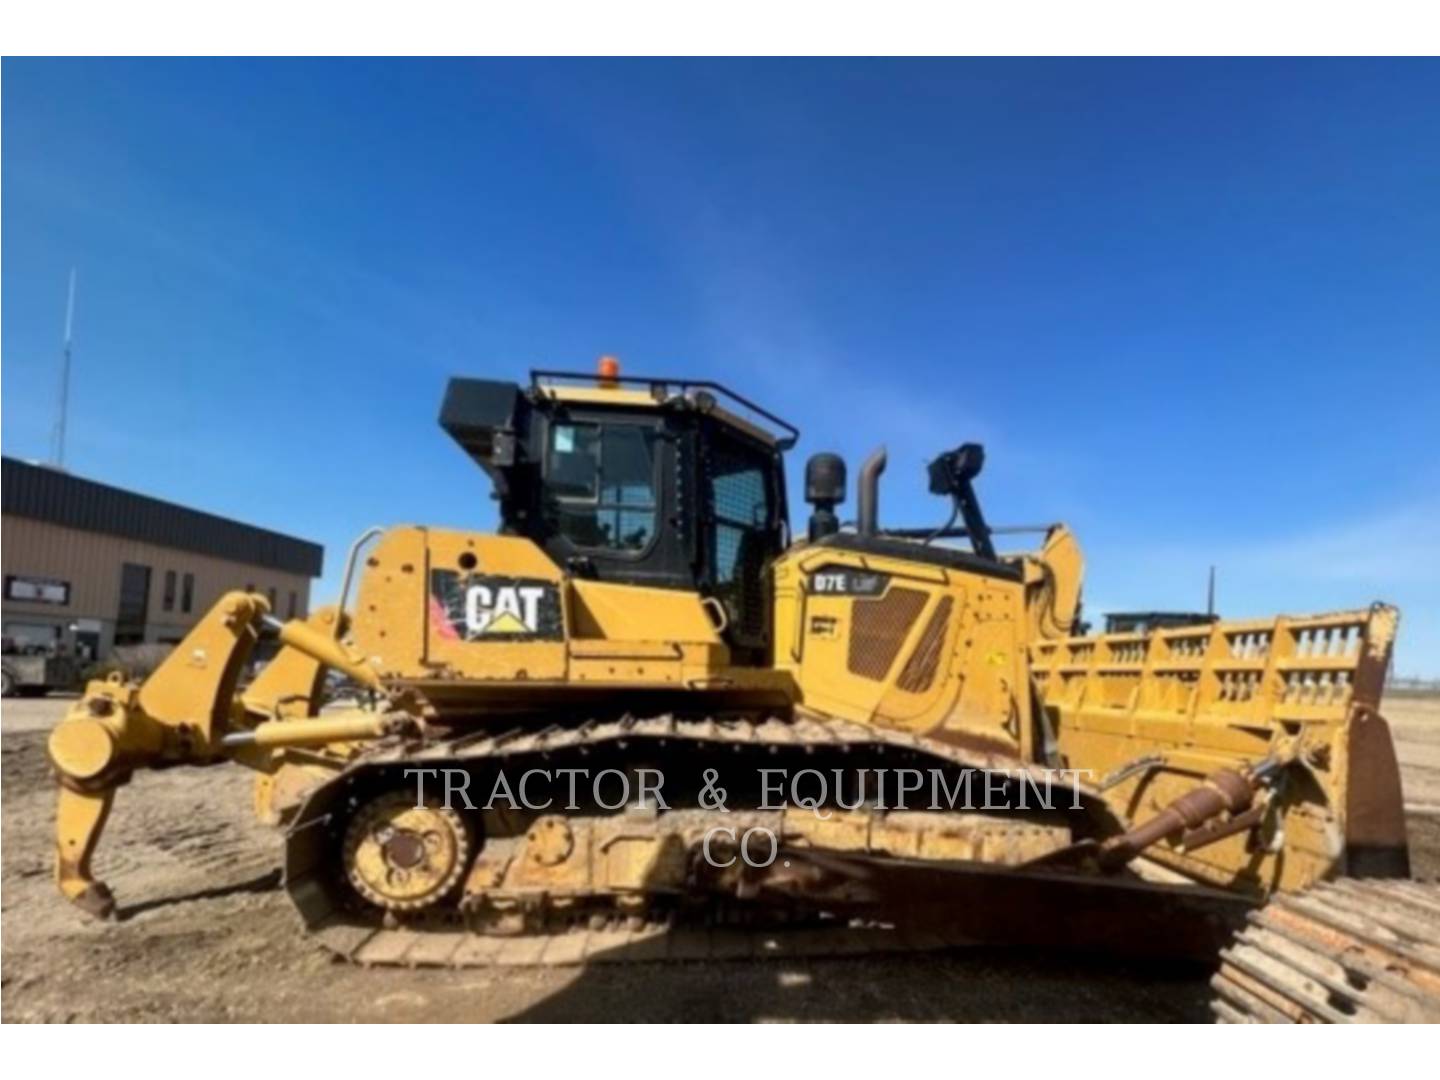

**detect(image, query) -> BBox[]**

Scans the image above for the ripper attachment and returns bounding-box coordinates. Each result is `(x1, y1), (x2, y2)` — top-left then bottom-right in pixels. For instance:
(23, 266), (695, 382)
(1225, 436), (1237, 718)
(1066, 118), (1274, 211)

(48, 591), (415, 919)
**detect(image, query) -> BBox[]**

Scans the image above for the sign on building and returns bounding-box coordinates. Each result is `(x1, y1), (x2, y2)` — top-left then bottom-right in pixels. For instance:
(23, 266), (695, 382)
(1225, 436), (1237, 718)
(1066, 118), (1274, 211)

(4, 575), (71, 605)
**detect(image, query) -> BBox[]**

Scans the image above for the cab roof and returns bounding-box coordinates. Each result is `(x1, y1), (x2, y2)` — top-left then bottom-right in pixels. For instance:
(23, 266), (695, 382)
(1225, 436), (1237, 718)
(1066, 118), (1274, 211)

(530, 368), (800, 451)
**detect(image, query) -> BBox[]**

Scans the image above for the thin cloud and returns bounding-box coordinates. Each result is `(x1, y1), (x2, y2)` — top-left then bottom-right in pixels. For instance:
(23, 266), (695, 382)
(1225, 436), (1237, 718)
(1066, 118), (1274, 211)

(1151, 499), (1440, 588)
(1084, 497), (1440, 677)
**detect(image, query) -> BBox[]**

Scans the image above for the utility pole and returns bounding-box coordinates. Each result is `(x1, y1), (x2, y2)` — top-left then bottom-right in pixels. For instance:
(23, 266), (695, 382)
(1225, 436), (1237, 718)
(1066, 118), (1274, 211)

(51, 268), (77, 469)
(1206, 565), (1216, 617)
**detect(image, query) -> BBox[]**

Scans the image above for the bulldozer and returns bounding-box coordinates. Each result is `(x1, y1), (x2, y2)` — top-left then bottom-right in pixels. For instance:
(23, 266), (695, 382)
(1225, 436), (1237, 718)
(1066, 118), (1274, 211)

(47, 359), (1439, 1022)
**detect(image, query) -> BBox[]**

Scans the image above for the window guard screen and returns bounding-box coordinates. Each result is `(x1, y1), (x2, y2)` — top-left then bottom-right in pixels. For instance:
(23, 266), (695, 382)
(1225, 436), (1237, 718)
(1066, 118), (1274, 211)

(707, 437), (774, 643)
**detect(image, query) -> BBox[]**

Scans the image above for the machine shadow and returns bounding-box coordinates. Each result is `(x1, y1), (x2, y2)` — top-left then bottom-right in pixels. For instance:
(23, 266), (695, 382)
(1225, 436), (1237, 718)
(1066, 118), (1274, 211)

(499, 940), (1216, 1023)
(116, 868), (283, 921)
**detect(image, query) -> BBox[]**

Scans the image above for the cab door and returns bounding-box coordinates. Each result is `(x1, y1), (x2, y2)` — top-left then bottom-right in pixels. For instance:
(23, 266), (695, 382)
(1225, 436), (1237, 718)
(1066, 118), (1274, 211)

(537, 410), (695, 591)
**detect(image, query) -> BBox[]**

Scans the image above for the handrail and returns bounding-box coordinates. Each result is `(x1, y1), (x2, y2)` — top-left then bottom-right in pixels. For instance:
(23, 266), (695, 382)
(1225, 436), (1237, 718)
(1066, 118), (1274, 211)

(529, 368), (800, 450)
(336, 526), (385, 638)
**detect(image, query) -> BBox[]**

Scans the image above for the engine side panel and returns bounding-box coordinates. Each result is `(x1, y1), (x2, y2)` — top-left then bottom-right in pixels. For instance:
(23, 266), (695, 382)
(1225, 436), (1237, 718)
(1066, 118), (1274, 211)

(772, 542), (1034, 761)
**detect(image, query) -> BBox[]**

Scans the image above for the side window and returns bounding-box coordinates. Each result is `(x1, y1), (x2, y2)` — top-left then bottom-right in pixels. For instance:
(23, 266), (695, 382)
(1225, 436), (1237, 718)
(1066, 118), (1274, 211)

(162, 570), (177, 612)
(707, 436), (776, 643)
(546, 423), (601, 498)
(546, 422), (658, 552)
(181, 573), (195, 614)
(711, 442), (773, 585)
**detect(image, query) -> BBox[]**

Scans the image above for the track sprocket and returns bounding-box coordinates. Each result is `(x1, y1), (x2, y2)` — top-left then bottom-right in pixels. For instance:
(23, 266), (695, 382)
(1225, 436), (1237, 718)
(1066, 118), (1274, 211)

(342, 792), (472, 912)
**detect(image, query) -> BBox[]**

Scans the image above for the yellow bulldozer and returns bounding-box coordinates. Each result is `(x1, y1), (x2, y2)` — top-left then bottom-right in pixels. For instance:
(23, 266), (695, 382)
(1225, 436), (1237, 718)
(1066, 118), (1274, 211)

(47, 360), (1439, 1021)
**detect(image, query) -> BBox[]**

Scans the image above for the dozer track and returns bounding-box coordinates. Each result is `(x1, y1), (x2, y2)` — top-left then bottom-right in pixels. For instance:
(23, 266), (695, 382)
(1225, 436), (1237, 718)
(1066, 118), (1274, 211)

(312, 906), (984, 969)
(283, 712), (1213, 969)
(306, 854), (1257, 970)
(1212, 878), (1440, 1022)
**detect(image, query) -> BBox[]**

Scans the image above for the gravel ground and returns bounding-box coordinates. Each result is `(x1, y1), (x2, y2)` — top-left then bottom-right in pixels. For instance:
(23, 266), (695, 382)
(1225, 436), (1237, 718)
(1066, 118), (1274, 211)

(3, 693), (1437, 1023)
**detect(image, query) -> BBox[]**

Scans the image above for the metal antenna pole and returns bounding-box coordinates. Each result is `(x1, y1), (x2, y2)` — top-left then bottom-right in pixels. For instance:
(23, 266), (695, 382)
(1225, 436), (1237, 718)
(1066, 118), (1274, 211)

(1207, 565), (1216, 617)
(52, 268), (77, 469)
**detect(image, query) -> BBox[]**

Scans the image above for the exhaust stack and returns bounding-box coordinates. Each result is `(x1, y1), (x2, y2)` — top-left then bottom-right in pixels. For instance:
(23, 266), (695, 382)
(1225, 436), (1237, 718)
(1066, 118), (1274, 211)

(857, 447), (887, 536)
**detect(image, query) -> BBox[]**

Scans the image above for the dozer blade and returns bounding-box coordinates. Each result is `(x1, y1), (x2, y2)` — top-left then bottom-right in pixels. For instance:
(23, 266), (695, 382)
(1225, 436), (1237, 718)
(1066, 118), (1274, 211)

(1030, 605), (1408, 893)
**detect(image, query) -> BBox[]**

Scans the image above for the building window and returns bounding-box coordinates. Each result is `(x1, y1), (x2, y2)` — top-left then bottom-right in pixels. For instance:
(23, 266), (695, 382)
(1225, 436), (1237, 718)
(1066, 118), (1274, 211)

(3, 622), (61, 651)
(115, 563), (152, 646)
(267, 586), (277, 611)
(162, 570), (177, 612)
(287, 591), (298, 619)
(4, 575), (70, 606)
(181, 573), (195, 614)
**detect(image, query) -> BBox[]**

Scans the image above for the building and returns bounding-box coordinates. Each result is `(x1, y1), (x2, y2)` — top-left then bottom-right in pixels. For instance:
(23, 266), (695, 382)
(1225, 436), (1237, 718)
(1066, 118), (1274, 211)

(2, 456), (323, 660)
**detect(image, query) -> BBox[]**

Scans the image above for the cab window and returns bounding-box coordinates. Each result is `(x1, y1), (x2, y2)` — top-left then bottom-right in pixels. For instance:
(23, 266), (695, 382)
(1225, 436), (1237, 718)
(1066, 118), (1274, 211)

(706, 433), (777, 643)
(545, 422), (658, 552)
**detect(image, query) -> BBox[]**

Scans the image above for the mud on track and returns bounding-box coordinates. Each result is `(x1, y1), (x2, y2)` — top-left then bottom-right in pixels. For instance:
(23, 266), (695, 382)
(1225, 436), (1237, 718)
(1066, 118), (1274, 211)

(4, 695), (1437, 1023)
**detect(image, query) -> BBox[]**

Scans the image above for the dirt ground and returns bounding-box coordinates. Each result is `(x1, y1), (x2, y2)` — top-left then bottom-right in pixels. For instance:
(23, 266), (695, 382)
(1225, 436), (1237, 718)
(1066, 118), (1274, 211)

(4, 693), (1437, 1023)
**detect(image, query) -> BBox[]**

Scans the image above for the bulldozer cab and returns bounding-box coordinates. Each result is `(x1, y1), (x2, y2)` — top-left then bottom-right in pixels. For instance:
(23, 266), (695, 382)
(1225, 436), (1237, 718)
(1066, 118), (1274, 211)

(440, 364), (798, 658)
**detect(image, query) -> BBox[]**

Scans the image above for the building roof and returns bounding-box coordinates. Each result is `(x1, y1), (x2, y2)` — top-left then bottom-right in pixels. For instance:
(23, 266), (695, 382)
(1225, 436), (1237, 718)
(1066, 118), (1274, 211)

(2, 457), (323, 578)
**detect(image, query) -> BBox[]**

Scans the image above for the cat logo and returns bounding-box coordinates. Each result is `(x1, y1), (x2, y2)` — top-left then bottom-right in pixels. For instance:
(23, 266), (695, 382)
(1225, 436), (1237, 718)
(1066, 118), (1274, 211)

(430, 569), (563, 641)
(466, 584), (548, 635)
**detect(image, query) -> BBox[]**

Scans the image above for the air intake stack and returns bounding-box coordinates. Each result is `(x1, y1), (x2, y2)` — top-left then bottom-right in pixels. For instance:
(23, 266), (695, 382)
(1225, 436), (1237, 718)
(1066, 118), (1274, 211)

(804, 452), (847, 541)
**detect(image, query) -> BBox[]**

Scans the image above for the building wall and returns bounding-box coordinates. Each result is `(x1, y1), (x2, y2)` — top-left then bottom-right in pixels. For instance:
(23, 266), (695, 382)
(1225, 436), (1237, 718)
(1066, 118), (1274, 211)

(2, 514), (314, 657)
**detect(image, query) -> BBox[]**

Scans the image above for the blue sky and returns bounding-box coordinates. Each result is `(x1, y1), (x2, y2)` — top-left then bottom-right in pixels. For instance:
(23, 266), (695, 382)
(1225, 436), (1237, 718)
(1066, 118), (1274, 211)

(4, 59), (1438, 674)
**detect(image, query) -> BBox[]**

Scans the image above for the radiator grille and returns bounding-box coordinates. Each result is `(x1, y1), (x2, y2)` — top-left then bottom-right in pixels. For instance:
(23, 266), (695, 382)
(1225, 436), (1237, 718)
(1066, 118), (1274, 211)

(848, 587), (927, 681)
(896, 596), (952, 694)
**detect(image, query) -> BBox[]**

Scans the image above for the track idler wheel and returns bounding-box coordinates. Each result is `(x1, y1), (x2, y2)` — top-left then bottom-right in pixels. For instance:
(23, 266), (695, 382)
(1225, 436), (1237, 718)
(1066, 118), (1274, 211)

(342, 792), (472, 912)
